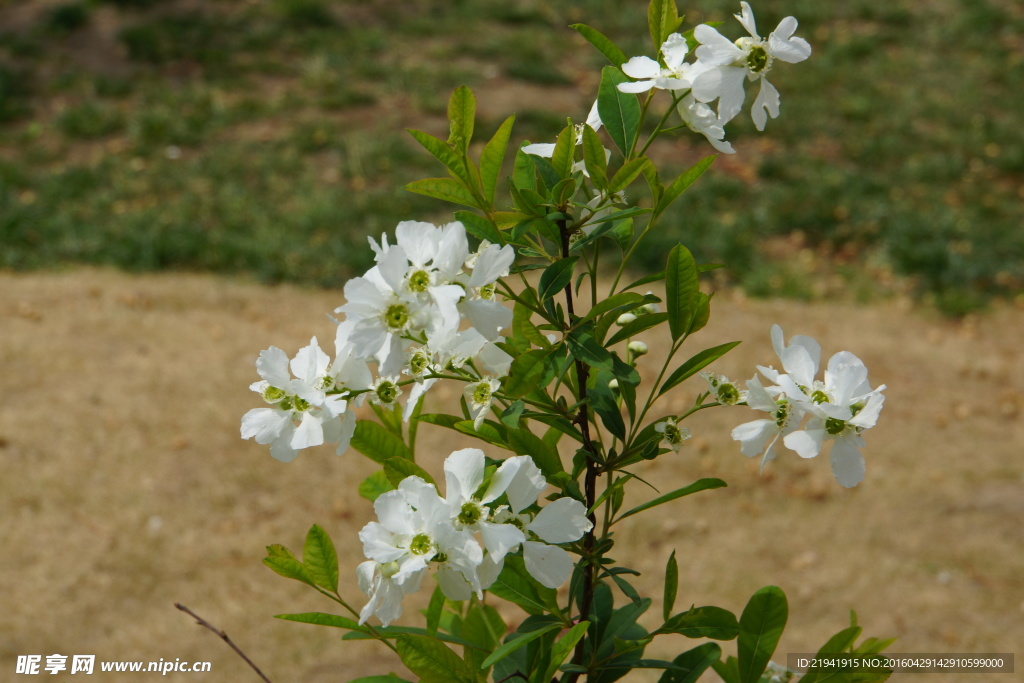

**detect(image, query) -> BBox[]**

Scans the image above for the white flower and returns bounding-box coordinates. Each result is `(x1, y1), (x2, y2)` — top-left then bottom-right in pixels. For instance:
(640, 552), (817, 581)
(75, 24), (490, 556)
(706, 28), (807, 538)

(619, 33), (694, 93)
(676, 93), (735, 154)
(465, 377), (501, 429)
(730, 374), (803, 471)
(780, 351), (886, 487)
(241, 338), (349, 462)
(691, 2), (811, 130)
(655, 417), (692, 452)
(356, 559), (422, 627)
(701, 371), (746, 405)
(369, 375), (403, 407)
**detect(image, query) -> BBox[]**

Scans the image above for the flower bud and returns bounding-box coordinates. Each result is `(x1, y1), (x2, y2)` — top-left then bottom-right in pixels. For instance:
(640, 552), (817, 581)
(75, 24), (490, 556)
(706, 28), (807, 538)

(628, 341), (649, 357)
(616, 312), (637, 326)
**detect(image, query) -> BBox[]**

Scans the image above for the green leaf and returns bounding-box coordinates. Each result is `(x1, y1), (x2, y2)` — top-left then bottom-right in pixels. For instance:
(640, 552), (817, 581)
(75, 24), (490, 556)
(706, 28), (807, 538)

(590, 370), (626, 440)
(462, 603), (506, 673)
(655, 155), (715, 216)
(358, 470), (396, 502)
(608, 157), (652, 194)
(455, 210), (503, 245)
(737, 586), (788, 683)
(598, 66), (641, 155)
(541, 621), (590, 681)
(648, 0), (682, 52)
(447, 85), (476, 154)
(487, 555), (558, 615)
(479, 115), (515, 205)
(405, 177), (480, 209)
(500, 400), (526, 429)
(407, 128), (471, 186)
(303, 524), (339, 593)
(617, 478), (727, 522)
(658, 341), (741, 397)
(687, 291), (711, 334)
(275, 612), (365, 632)
(570, 23), (627, 66)
(606, 312), (669, 346)
(665, 244), (699, 341)
(550, 124), (577, 180)
(425, 584), (446, 638)
(502, 348), (552, 399)
(657, 642), (722, 683)
(539, 256), (578, 302)
(512, 147), (537, 191)
(507, 426), (565, 478)
(480, 622), (561, 670)
(349, 676), (413, 683)
(351, 420), (412, 464)
(384, 457), (435, 486)
(663, 550), (678, 622)
(658, 605), (740, 640)
(580, 291), (646, 324)
(262, 545), (316, 587)
(396, 634), (477, 683)
(581, 123), (609, 189)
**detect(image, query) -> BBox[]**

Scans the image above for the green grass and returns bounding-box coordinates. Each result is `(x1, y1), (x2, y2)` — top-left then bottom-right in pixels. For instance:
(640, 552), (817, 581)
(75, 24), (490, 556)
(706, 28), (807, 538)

(0, 0), (1020, 311)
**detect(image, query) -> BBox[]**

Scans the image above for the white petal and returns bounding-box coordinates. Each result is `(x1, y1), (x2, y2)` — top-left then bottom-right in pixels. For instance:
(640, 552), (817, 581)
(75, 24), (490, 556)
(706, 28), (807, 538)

(241, 408), (290, 443)
(731, 419), (777, 458)
(829, 437), (866, 487)
(661, 33), (690, 70)
(480, 521), (526, 558)
(523, 541), (574, 589)
(433, 222), (470, 281)
(784, 426), (824, 459)
(769, 18), (811, 63)
(478, 342), (513, 377)
(617, 80), (656, 94)
(468, 243), (515, 287)
(255, 346), (292, 388)
(751, 78), (780, 131)
(850, 392), (885, 430)
(622, 55), (662, 80)
(528, 497), (592, 543)
(377, 245), (409, 293)
(694, 25), (744, 65)
(333, 409), (358, 455)
(735, 1), (759, 38)
(289, 411), (325, 450)
(358, 522), (405, 563)
(373, 491), (415, 535)
(436, 565), (474, 601)
(503, 457), (546, 513)
(443, 448), (486, 506)
(463, 299), (512, 340)
(395, 220), (441, 266)
(521, 142), (555, 158)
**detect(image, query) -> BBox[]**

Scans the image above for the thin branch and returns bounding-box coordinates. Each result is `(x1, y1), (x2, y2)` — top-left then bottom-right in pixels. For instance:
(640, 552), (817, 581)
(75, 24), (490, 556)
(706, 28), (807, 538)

(175, 603), (272, 683)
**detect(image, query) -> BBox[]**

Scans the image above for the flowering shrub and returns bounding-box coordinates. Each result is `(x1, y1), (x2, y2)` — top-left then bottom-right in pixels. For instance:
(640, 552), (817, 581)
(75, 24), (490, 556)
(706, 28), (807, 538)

(242, 1), (892, 680)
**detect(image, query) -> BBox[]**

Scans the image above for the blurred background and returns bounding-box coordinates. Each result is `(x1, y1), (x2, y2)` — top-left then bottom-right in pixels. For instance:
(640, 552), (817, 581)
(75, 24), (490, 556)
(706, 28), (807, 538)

(1, 0), (1022, 313)
(2, 1), (1023, 681)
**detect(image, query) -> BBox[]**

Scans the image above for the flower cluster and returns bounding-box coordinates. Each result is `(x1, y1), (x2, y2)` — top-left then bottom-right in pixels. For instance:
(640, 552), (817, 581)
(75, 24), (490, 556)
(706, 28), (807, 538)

(357, 448), (592, 626)
(619, 1), (811, 151)
(241, 220), (516, 461)
(723, 324), (886, 487)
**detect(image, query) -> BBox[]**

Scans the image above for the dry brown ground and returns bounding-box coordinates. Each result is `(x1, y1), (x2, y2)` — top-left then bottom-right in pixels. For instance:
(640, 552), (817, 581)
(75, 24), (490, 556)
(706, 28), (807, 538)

(2, 268), (1022, 682)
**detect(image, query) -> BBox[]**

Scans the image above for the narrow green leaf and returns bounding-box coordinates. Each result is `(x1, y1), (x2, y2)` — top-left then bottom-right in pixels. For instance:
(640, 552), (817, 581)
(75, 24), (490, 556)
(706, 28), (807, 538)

(550, 124), (577, 180)
(617, 478), (727, 522)
(648, 0), (682, 51)
(657, 642), (722, 683)
(571, 23), (627, 66)
(384, 457), (435, 486)
(487, 555), (559, 615)
(446, 85), (476, 154)
(462, 604), (506, 673)
(396, 634), (476, 683)
(541, 621), (590, 681)
(405, 177), (480, 209)
(581, 123), (608, 189)
(455, 210), (503, 245)
(539, 256), (578, 302)
(425, 584), (445, 638)
(407, 128), (471, 186)
(262, 551), (316, 588)
(500, 400), (526, 429)
(502, 348), (552, 399)
(738, 586), (789, 683)
(351, 420), (412, 464)
(624, 270), (666, 291)
(658, 341), (741, 397)
(663, 550), (678, 622)
(688, 291), (711, 334)
(665, 244), (699, 340)
(598, 66), (641, 155)
(303, 524), (339, 593)
(276, 612), (365, 632)
(579, 291), (646, 324)
(606, 312), (669, 346)
(590, 370), (626, 440)
(349, 676), (413, 683)
(658, 605), (740, 640)
(655, 155), (715, 216)
(480, 622), (561, 670)
(608, 157), (652, 194)
(479, 115), (515, 205)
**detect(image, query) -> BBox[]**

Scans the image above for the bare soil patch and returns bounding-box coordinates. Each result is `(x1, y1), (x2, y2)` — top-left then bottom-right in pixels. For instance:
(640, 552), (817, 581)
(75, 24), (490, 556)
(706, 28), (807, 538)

(2, 268), (1021, 681)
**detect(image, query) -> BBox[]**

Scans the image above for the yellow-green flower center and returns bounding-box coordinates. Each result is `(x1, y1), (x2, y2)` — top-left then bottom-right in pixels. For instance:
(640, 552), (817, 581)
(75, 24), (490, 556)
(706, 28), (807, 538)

(825, 417), (847, 435)
(718, 383), (741, 405)
(811, 389), (830, 404)
(409, 533), (434, 556)
(746, 45), (770, 73)
(263, 386), (287, 403)
(458, 502), (483, 526)
(384, 303), (410, 331)
(376, 381), (399, 404)
(408, 270), (432, 293)
(471, 382), (492, 406)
